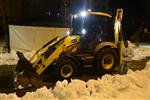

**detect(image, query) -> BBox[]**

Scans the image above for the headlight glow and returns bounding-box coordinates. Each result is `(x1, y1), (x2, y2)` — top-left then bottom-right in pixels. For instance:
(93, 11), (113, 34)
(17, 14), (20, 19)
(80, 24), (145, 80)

(88, 9), (91, 12)
(67, 30), (70, 35)
(81, 29), (86, 34)
(74, 14), (77, 18)
(80, 11), (87, 17)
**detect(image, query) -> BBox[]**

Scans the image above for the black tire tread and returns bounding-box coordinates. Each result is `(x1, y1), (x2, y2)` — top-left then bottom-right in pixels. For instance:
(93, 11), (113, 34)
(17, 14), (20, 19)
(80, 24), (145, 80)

(55, 58), (77, 80)
(95, 48), (118, 74)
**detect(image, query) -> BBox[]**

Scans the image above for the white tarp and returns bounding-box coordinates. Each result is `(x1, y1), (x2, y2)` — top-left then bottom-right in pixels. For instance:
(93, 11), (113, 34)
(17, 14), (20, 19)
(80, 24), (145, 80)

(9, 25), (69, 51)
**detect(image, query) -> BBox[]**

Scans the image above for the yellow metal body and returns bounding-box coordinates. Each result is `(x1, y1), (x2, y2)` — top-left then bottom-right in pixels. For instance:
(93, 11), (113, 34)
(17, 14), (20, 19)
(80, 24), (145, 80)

(89, 9), (124, 65)
(30, 35), (80, 75)
(28, 9), (123, 75)
(102, 53), (114, 70)
(88, 12), (112, 18)
(88, 9), (124, 65)
(114, 9), (124, 65)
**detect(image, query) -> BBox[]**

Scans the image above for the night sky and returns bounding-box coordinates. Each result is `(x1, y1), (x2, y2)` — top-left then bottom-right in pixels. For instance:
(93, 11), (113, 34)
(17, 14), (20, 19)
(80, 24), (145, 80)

(1, 0), (150, 40)
(70, 0), (150, 38)
(110, 0), (150, 39)
(0, 0), (149, 52)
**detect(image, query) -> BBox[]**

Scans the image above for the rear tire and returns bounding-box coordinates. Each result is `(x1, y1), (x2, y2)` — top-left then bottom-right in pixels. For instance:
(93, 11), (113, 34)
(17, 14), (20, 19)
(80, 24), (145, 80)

(95, 48), (118, 74)
(55, 58), (77, 80)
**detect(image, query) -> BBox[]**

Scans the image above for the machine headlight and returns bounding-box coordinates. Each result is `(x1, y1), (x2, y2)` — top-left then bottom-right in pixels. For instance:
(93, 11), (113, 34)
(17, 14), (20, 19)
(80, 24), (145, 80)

(88, 9), (91, 12)
(74, 14), (77, 18)
(81, 29), (86, 34)
(67, 30), (70, 35)
(80, 11), (87, 17)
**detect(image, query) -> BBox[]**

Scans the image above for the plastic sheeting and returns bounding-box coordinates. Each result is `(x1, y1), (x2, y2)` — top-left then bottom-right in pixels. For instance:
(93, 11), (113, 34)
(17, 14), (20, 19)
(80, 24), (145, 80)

(9, 25), (69, 51)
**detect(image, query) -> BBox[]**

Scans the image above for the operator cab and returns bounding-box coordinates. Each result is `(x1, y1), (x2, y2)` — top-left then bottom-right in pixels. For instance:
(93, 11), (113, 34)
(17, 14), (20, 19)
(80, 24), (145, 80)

(71, 11), (114, 53)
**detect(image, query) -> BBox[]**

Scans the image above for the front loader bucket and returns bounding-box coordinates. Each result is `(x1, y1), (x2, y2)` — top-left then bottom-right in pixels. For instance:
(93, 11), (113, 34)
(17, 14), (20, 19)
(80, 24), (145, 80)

(15, 51), (36, 75)
(14, 51), (42, 88)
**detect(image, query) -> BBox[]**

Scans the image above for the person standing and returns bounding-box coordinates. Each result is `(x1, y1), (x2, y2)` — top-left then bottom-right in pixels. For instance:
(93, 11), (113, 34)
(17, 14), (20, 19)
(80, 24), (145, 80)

(120, 40), (134, 74)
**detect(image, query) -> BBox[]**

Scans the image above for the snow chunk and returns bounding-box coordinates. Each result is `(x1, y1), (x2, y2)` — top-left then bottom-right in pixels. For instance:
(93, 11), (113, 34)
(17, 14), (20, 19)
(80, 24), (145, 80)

(22, 86), (58, 100)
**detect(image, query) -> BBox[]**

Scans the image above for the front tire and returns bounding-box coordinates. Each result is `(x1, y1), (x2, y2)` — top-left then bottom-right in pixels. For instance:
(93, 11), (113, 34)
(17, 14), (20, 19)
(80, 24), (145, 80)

(55, 58), (77, 80)
(95, 48), (118, 74)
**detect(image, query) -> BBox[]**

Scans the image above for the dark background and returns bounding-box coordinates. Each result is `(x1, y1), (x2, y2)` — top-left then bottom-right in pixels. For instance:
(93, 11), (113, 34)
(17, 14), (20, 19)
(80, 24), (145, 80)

(0, 0), (150, 40)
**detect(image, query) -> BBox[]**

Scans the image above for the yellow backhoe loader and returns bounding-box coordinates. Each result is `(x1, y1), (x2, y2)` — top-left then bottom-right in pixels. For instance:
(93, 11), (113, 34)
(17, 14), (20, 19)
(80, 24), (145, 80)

(14, 9), (124, 85)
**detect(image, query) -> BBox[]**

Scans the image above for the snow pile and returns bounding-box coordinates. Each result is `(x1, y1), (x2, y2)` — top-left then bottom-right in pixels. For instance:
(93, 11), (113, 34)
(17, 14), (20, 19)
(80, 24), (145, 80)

(126, 40), (150, 61)
(51, 68), (150, 100)
(0, 43), (150, 99)
(52, 79), (90, 100)
(22, 86), (58, 100)
(0, 51), (18, 65)
(0, 93), (19, 100)
(0, 67), (149, 100)
(132, 48), (150, 60)
(0, 50), (35, 65)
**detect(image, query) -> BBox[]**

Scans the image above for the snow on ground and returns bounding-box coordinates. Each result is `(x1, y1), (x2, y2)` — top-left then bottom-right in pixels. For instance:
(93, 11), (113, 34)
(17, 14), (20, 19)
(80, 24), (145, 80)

(0, 63), (149, 100)
(0, 45), (150, 100)
(132, 47), (150, 60)
(0, 42), (150, 65)
(128, 41), (150, 61)
(0, 50), (18, 65)
(0, 47), (150, 65)
(0, 50), (35, 65)
(52, 69), (150, 100)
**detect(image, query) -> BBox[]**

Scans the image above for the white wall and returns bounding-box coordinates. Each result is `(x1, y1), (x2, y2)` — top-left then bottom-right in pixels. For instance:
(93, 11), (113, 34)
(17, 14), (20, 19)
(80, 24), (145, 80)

(9, 25), (69, 51)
